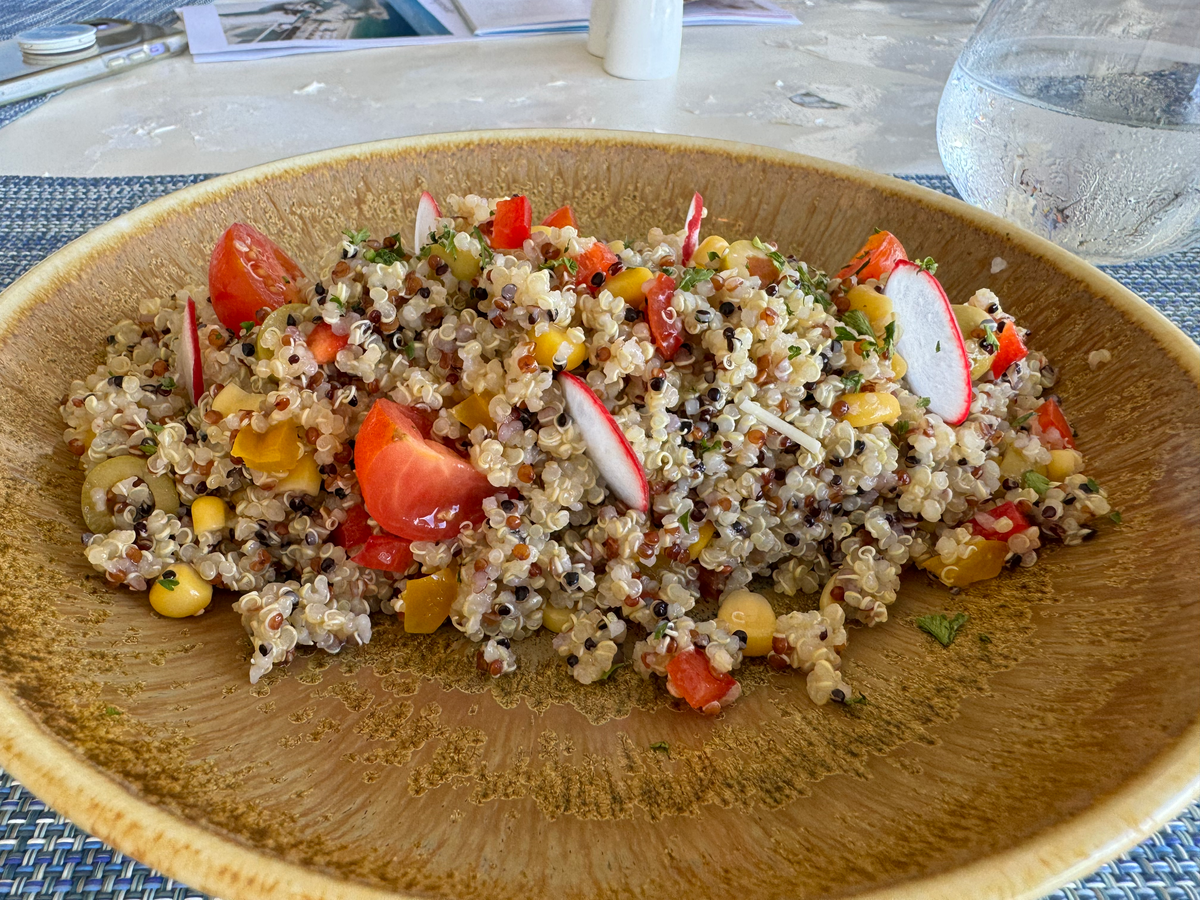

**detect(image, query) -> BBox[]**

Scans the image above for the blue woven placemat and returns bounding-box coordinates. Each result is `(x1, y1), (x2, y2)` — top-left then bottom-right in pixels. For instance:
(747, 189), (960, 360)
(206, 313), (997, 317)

(0, 173), (1197, 900)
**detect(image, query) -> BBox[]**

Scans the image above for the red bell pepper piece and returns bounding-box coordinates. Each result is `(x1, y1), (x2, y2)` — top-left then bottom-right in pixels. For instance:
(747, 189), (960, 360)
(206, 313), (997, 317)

(540, 205), (579, 230)
(1035, 398), (1075, 450)
(989, 319), (1028, 378)
(351, 534), (415, 574)
(572, 241), (619, 292)
(492, 195), (532, 250)
(970, 501), (1032, 541)
(646, 273), (682, 361)
(666, 647), (739, 711)
(836, 230), (906, 282)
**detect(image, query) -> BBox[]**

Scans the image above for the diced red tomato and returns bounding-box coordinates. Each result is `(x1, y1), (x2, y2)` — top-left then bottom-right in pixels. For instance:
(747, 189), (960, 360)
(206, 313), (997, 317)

(989, 319), (1028, 378)
(354, 399), (496, 541)
(970, 501), (1031, 541)
(540, 205), (579, 230)
(836, 230), (906, 282)
(332, 504), (373, 555)
(306, 321), (348, 364)
(492, 195), (532, 250)
(351, 534), (415, 574)
(572, 241), (619, 292)
(1035, 398), (1075, 450)
(208, 223), (306, 332)
(666, 647), (739, 711)
(645, 273), (682, 361)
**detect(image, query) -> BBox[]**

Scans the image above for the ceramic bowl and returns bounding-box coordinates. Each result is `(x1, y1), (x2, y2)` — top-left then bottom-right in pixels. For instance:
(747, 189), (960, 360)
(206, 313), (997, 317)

(0, 131), (1196, 900)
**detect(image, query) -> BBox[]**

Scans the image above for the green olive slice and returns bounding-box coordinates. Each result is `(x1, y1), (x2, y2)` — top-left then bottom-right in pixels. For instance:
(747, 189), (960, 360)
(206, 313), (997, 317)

(81, 455), (180, 534)
(255, 303), (312, 360)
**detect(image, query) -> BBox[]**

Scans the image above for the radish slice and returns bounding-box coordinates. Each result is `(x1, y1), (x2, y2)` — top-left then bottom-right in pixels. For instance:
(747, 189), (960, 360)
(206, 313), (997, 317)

(681, 191), (703, 266)
(558, 371), (649, 512)
(884, 260), (971, 425)
(177, 295), (204, 406)
(414, 190), (441, 251)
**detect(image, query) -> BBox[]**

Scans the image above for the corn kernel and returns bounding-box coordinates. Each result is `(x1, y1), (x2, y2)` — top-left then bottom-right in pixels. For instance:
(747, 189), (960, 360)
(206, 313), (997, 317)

(402, 568), (457, 633)
(717, 589), (776, 656)
(542, 605), (575, 634)
(919, 537), (1009, 587)
(721, 239), (769, 278)
(604, 266), (653, 308)
(1047, 448), (1084, 482)
(232, 421), (302, 474)
(688, 520), (716, 560)
(838, 391), (901, 427)
(846, 284), (894, 331)
(427, 244), (481, 281)
(191, 496), (228, 535)
(691, 235), (730, 268)
(890, 353), (907, 380)
(212, 383), (266, 417)
(276, 453), (322, 495)
(149, 563), (213, 618)
(531, 325), (586, 371)
(452, 393), (495, 430)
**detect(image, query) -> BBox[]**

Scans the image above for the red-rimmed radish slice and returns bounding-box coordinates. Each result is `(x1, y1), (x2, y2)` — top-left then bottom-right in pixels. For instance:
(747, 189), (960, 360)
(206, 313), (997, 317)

(884, 260), (971, 425)
(414, 191), (441, 251)
(681, 191), (703, 266)
(178, 296), (204, 406)
(558, 371), (649, 512)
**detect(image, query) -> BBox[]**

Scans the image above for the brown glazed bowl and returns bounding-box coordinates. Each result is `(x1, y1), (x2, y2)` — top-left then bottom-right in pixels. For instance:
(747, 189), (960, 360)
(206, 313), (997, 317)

(0, 131), (1197, 900)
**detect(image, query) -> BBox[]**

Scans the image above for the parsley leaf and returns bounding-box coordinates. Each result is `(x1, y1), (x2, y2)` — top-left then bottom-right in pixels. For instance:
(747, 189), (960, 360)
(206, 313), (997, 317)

(1109, 510), (1123, 524)
(679, 510), (691, 534)
(598, 661), (628, 681)
(539, 257), (578, 275)
(834, 326), (860, 344)
(472, 226), (494, 267)
(697, 437), (720, 454)
(842, 309), (877, 342)
(145, 421), (164, 435)
(157, 576), (179, 591)
(842, 371), (864, 392)
(881, 320), (896, 355)
(677, 267), (714, 292)
(751, 236), (788, 271)
(916, 612), (969, 647)
(1085, 477), (1100, 492)
(916, 256), (938, 274)
(1013, 411), (1035, 427)
(649, 740), (670, 753)
(403, 341), (416, 360)
(240, 321), (255, 334)
(787, 345), (805, 360)
(653, 620), (670, 640)
(916, 397), (931, 408)
(343, 228), (370, 245)
(894, 420), (911, 439)
(1023, 470), (1051, 494)
(139, 440), (158, 455)
(160, 376), (175, 391)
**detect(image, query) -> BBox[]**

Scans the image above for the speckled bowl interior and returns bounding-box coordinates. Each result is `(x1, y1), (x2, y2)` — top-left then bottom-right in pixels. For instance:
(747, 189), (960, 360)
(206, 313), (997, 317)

(0, 131), (1197, 900)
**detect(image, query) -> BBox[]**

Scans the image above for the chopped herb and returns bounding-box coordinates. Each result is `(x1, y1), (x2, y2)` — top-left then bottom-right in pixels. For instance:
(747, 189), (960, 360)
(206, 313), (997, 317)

(1013, 411), (1035, 427)
(679, 510), (691, 534)
(980, 319), (999, 353)
(598, 661), (628, 681)
(751, 236), (788, 271)
(936, 340), (941, 352)
(240, 320), (255, 334)
(649, 740), (670, 753)
(916, 397), (931, 408)
(783, 296), (795, 316)
(979, 633), (992, 644)
(105, 706), (122, 716)
(364, 245), (405, 266)
(881, 320), (896, 355)
(343, 228), (370, 245)
(472, 226), (494, 267)
(653, 620), (670, 640)
(894, 420), (911, 439)
(708, 250), (720, 262)
(539, 257), (579, 276)
(139, 440), (158, 455)
(851, 256), (871, 279)
(160, 376), (175, 391)
(842, 309), (877, 342)
(1109, 510), (1123, 524)
(1023, 470), (1051, 494)
(834, 326), (860, 344)
(1085, 477), (1100, 493)
(787, 345), (805, 360)
(145, 421), (164, 435)
(916, 612), (969, 647)
(403, 342), (416, 360)
(157, 576), (179, 591)
(916, 256), (939, 274)
(843, 693), (868, 707)
(842, 371), (864, 392)
(677, 267), (714, 292)
(697, 437), (720, 454)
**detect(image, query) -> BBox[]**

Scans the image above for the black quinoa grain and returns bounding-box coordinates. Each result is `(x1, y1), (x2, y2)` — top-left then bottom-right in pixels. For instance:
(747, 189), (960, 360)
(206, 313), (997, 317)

(514, 585), (529, 602)
(241, 342), (255, 356)
(161, 569), (177, 580)
(733, 630), (748, 647)
(557, 412), (569, 427)
(259, 644), (270, 656)
(784, 533), (799, 546)
(314, 282), (326, 296)
(497, 637), (510, 649)
(720, 301), (735, 316)
(418, 286), (431, 298)
(624, 307), (640, 322)
(501, 499), (516, 513)
(831, 688), (845, 703)
(564, 572), (579, 587)
(584, 637), (596, 651)
(653, 600), (668, 617)
(567, 654), (579, 667)
(320, 558), (335, 573)
(501, 283), (517, 301)
(591, 271), (605, 286)
(650, 377), (665, 391)
(497, 604), (511, 616)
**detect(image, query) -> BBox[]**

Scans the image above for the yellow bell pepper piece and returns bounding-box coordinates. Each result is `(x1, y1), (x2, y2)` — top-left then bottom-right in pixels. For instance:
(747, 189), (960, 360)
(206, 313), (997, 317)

(604, 266), (653, 308)
(191, 496), (228, 535)
(919, 537), (1009, 587)
(688, 520), (716, 560)
(149, 563), (213, 618)
(1047, 449), (1083, 482)
(838, 391), (901, 427)
(276, 453), (322, 495)
(232, 421), (302, 474)
(717, 588), (776, 657)
(452, 392), (495, 430)
(531, 325), (586, 372)
(427, 244), (481, 281)
(691, 235), (730, 268)
(212, 383), (266, 417)
(402, 568), (458, 634)
(542, 605), (575, 634)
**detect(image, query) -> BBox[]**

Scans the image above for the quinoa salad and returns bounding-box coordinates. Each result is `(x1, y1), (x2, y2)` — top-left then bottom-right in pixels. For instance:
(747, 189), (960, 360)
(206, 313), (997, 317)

(59, 191), (1113, 714)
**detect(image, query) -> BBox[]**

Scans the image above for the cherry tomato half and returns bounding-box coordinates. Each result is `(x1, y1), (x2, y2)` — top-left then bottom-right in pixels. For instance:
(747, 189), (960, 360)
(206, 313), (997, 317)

(836, 230), (906, 282)
(665, 647), (739, 711)
(645, 272), (682, 361)
(1035, 398), (1076, 450)
(572, 241), (619, 293)
(492, 195), (533, 250)
(970, 501), (1031, 541)
(208, 223), (306, 332)
(332, 504), (374, 556)
(351, 534), (415, 574)
(990, 320), (1029, 378)
(354, 399), (496, 541)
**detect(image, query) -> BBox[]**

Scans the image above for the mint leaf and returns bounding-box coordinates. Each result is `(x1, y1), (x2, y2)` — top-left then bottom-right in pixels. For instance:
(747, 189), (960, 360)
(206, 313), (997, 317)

(916, 612), (968, 647)
(1023, 470), (1051, 494)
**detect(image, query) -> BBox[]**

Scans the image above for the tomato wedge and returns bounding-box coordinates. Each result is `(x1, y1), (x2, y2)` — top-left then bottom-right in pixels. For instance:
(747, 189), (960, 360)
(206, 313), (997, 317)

(351, 534), (415, 574)
(572, 241), (619, 292)
(666, 647), (739, 711)
(332, 504), (373, 555)
(492, 195), (532, 250)
(354, 399), (496, 541)
(540, 205), (579, 230)
(1035, 398), (1075, 450)
(306, 321), (348, 364)
(989, 319), (1028, 378)
(208, 223), (306, 332)
(645, 272), (682, 361)
(970, 501), (1031, 541)
(837, 230), (906, 282)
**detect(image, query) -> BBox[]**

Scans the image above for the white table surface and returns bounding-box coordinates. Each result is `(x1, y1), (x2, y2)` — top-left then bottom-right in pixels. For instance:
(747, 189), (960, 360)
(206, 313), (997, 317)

(0, 0), (987, 177)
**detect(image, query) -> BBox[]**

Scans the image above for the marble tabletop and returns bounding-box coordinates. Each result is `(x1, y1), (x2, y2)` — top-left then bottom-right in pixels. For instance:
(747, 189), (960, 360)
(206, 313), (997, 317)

(0, 0), (987, 177)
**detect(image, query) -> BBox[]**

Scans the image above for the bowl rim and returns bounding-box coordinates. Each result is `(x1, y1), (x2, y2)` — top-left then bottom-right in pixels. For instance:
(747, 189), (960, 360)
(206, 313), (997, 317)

(0, 128), (1197, 900)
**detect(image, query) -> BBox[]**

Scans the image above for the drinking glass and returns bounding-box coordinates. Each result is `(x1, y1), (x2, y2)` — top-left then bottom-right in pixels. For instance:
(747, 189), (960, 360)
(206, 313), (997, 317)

(937, 0), (1200, 263)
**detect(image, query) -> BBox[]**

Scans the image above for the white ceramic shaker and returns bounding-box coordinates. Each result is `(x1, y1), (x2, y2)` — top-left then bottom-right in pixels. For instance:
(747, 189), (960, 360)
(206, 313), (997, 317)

(587, 0), (613, 57)
(602, 0), (683, 81)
